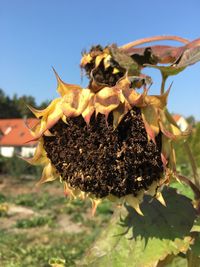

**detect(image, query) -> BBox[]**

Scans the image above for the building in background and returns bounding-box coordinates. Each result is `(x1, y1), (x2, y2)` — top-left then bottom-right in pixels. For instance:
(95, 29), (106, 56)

(0, 118), (38, 158)
(172, 114), (189, 132)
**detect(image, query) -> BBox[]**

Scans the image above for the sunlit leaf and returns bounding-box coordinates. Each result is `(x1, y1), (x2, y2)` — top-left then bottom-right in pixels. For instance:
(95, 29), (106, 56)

(78, 187), (197, 267)
(145, 64), (185, 77)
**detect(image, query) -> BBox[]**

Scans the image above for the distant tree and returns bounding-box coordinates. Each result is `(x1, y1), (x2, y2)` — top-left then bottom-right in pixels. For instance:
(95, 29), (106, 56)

(175, 121), (200, 177)
(0, 89), (20, 118)
(13, 95), (36, 118)
(190, 122), (200, 167)
(38, 100), (50, 110)
(186, 115), (196, 127)
(0, 88), (50, 118)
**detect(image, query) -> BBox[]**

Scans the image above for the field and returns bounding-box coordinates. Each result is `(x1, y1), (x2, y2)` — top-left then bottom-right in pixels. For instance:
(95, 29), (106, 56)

(0, 175), (112, 267)
(0, 172), (196, 267)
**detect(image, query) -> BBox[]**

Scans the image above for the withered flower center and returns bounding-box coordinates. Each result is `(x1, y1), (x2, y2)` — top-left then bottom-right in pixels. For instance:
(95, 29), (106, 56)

(43, 107), (163, 198)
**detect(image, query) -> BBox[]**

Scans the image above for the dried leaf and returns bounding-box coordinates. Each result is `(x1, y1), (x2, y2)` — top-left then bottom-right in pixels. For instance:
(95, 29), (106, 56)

(176, 46), (200, 68)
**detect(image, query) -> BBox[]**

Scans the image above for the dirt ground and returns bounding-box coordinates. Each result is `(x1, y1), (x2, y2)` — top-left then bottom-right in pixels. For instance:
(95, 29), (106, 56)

(0, 175), (111, 267)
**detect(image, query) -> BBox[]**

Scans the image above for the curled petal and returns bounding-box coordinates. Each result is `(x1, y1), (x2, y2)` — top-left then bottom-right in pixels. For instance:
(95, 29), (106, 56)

(161, 139), (176, 172)
(23, 140), (48, 165)
(159, 110), (190, 141)
(161, 135), (171, 168)
(169, 144), (176, 171)
(69, 187), (82, 199)
(62, 88), (93, 117)
(46, 103), (63, 129)
(156, 192), (166, 206)
(82, 97), (95, 125)
(80, 53), (93, 67)
(103, 55), (112, 69)
(123, 87), (146, 107)
(61, 115), (67, 124)
(144, 87), (170, 109)
(146, 181), (158, 196)
(95, 52), (108, 68)
(91, 199), (101, 216)
(113, 102), (129, 129)
(63, 181), (73, 197)
(28, 98), (61, 119)
(141, 105), (159, 143)
(112, 67), (120, 74)
(30, 117), (48, 139)
(53, 68), (82, 97)
(28, 99), (64, 140)
(117, 75), (131, 88)
(89, 78), (105, 93)
(31, 109), (63, 140)
(43, 129), (54, 137)
(37, 162), (58, 185)
(125, 194), (144, 216)
(164, 109), (180, 127)
(159, 120), (190, 141)
(63, 182), (86, 200)
(95, 86), (122, 117)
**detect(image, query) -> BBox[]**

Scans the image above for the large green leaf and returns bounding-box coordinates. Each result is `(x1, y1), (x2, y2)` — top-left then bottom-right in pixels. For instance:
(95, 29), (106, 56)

(78, 187), (197, 267)
(157, 254), (187, 267)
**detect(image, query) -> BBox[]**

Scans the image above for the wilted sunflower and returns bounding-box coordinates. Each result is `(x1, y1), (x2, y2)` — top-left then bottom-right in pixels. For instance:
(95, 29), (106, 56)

(26, 37), (191, 215)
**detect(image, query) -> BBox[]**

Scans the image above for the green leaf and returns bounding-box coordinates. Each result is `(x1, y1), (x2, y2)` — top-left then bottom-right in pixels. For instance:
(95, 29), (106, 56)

(191, 217), (200, 233)
(78, 187), (197, 267)
(170, 181), (194, 200)
(145, 64), (185, 77)
(157, 254), (187, 267)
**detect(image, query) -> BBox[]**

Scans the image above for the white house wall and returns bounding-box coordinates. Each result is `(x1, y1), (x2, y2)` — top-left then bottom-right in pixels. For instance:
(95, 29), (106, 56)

(177, 117), (188, 131)
(0, 146), (36, 158)
(21, 147), (36, 157)
(0, 147), (14, 158)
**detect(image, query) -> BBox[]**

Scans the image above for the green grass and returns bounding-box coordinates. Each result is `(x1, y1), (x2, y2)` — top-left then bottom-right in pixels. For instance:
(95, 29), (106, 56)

(0, 230), (97, 267)
(0, 193), (6, 203)
(0, 178), (112, 267)
(15, 215), (56, 228)
(13, 192), (66, 210)
(0, 176), (195, 267)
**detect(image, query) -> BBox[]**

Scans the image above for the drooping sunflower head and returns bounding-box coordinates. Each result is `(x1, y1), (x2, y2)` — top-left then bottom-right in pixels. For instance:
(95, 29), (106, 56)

(80, 44), (142, 92)
(26, 39), (190, 215)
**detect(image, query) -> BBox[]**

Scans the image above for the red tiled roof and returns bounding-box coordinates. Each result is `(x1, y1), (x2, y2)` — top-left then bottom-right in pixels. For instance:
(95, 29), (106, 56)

(172, 114), (182, 122)
(0, 118), (38, 146)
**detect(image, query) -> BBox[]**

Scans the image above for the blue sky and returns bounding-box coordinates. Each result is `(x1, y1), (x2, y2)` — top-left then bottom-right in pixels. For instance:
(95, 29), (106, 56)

(0, 0), (200, 119)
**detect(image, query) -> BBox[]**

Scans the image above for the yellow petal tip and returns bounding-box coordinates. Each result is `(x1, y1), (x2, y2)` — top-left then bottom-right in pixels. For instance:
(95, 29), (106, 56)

(156, 192), (166, 206)
(125, 195), (144, 216)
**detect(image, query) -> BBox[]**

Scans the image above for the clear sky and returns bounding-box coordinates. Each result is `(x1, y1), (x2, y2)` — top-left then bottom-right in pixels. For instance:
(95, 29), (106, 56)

(0, 0), (200, 120)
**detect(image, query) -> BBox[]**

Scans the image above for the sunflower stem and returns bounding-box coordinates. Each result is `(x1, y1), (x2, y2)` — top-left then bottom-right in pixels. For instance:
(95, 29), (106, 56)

(184, 141), (200, 189)
(160, 73), (168, 94)
(187, 250), (200, 267)
(121, 35), (189, 50)
(175, 173), (200, 201)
